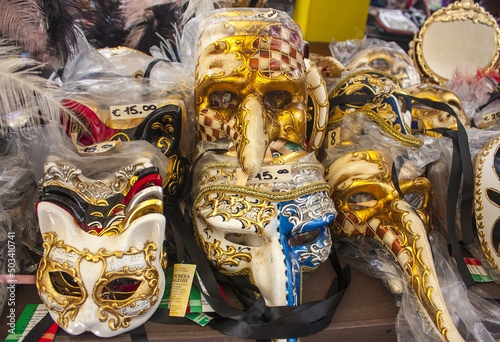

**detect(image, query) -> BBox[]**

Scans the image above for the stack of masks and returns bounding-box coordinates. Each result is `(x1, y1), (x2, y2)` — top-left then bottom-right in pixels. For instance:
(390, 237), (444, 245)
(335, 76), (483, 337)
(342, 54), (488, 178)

(34, 129), (168, 337)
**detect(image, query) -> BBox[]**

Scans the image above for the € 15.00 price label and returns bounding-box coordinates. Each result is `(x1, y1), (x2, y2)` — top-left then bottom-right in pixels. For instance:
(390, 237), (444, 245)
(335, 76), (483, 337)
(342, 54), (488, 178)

(109, 103), (159, 120)
(247, 165), (292, 184)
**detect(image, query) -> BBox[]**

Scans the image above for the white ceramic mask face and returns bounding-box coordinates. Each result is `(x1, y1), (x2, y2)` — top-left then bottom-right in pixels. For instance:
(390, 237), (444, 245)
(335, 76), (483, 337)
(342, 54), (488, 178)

(192, 152), (336, 307)
(475, 135), (500, 275)
(36, 202), (166, 337)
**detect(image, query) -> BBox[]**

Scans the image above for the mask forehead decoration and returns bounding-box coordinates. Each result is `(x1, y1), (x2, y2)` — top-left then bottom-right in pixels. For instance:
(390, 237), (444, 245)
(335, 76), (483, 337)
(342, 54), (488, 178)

(40, 161), (163, 236)
(345, 46), (421, 88)
(406, 83), (471, 138)
(36, 201), (166, 337)
(328, 70), (423, 148)
(191, 148), (335, 307)
(326, 150), (465, 342)
(474, 135), (500, 276)
(194, 9), (327, 175)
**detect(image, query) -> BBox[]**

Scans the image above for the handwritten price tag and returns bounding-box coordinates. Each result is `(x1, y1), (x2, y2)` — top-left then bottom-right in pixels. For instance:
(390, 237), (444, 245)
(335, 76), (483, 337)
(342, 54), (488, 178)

(109, 103), (159, 120)
(71, 133), (119, 154)
(327, 127), (341, 149)
(247, 165), (292, 184)
(482, 112), (500, 123)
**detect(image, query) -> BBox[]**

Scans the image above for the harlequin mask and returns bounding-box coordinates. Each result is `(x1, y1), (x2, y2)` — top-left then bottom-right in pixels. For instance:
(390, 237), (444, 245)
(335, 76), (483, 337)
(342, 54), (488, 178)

(328, 70), (423, 147)
(405, 83), (471, 138)
(191, 148), (335, 306)
(474, 135), (500, 276)
(36, 201), (166, 337)
(194, 9), (328, 175)
(326, 150), (464, 342)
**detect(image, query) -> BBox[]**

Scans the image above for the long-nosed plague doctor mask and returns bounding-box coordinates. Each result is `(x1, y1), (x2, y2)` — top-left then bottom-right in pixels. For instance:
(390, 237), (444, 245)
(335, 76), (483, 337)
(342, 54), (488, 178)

(326, 149), (466, 342)
(192, 8), (328, 175)
(191, 145), (336, 308)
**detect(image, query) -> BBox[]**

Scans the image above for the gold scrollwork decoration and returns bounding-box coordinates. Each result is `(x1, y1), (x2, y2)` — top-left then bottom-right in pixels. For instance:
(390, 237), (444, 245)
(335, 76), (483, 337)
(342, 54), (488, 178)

(200, 192), (276, 236)
(199, 237), (252, 268)
(37, 233), (161, 331)
(474, 136), (499, 267)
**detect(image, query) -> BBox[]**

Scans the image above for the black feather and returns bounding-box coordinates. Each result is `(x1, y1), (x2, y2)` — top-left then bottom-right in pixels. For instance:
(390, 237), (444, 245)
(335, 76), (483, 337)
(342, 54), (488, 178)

(124, 2), (182, 55)
(81, 0), (127, 49)
(38, 0), (85, 62)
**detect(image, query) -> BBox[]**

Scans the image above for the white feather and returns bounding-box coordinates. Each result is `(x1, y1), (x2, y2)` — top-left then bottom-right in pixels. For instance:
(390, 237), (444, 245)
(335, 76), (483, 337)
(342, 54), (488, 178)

(181, 0), (217, 24)
(0, 40), (90, 136)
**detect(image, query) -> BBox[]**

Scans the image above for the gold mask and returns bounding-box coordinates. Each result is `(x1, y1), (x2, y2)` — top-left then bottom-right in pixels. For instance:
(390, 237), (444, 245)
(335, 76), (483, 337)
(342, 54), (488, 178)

(405, 83), (471, 138)
(346, 46), (420, 88)
(194, 9), (327, 175)
(328, 70), (423, 148)
(325, 150), (465, 342)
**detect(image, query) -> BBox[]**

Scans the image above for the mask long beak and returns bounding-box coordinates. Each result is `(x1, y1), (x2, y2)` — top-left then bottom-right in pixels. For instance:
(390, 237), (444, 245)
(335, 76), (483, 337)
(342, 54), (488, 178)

(237, 95), (268, 175)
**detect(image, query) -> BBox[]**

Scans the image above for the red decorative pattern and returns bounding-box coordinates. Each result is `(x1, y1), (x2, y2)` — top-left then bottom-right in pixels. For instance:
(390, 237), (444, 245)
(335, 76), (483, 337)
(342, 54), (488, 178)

(197, 110), (240, 143)
(249, 37), (303, 79)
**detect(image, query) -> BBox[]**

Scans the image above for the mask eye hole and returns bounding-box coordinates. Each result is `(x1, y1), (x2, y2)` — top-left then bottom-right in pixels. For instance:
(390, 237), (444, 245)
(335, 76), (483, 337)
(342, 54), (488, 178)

(209, 90), (238, 109)
(263, 90), (292, 109)
(101, 278), (142, 301)
(224, 232), (264, 247)
(49, 271), (82, 297)
(289, 229), (321, 248)
(347, 192), (378, 210)
(403, 192), (425, 209)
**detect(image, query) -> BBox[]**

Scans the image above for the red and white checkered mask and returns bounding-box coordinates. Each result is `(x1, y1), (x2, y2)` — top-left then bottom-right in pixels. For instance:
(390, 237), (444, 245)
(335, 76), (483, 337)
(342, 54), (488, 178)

(194, 10), (311, 175)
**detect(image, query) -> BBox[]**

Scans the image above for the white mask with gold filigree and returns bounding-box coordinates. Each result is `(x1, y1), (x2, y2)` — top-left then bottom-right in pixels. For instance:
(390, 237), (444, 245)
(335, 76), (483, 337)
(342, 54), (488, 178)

(36, 201), (166, 337)
(191, 148), (335, 307)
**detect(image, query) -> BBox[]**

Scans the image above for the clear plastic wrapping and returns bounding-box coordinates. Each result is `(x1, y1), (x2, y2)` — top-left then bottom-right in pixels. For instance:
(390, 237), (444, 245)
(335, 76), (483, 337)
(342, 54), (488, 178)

(446, 68), (500, 128)
(328, 38), (421, 87)
(179, 7), (303, 76)
(336, 231), (500, 342)
(29, 122), (170, 184)
(191, 140), (326, 200)
(54, 43), (196, 159)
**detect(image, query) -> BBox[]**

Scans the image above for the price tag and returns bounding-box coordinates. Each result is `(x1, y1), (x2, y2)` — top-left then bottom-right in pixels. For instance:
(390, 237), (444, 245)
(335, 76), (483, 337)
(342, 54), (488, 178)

(247, 165), (292, 184)
(169, 264), (197, 317)
(327, 127), (341, 149)
(72, 133), (119, 154)
(109, 103), (159, 120)
(482, 111), (500, 124)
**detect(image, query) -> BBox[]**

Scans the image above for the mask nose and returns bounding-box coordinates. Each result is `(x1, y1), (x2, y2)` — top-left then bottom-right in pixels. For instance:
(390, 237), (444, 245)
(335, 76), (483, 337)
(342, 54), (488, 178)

(237, 94), (269, 175)
(66, 259), (103, 336)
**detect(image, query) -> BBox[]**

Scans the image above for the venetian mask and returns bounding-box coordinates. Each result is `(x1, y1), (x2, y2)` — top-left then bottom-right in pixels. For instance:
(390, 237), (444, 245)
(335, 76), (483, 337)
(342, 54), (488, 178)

(328, 70), (423, 148)
(345, 46), (420, 88)
(40, 160), (163, 236)
(62, 100), (188, 203)
(36, 201), (166, 337)
(406, 83), (471, 138)
(191, 147), (335, 307)
(474, 135), (500, 277)
(194, 9), (327, 175)
(326, 150), (464, 342)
